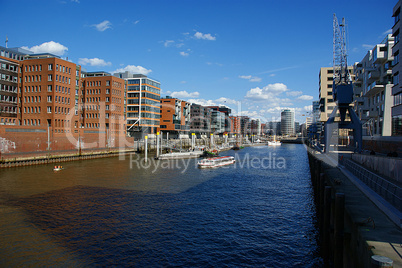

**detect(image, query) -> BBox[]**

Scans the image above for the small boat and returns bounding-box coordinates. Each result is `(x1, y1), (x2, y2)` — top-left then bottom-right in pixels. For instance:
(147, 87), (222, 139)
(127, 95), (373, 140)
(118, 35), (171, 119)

(197, 156), (236, 168)
(203, 149), (219, 157)
(268, 135), (281, 146)
(53, 166), (64, 171)
(268, 140), (281, 146)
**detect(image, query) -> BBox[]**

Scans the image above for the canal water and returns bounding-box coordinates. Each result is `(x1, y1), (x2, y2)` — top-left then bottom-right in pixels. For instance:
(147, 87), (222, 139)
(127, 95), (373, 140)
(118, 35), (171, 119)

(0, 144), (323, 267)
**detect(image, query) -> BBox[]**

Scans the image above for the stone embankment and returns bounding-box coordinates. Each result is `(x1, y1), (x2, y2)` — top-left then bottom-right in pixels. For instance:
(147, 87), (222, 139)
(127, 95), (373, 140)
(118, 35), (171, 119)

(308, 148), (402, 267)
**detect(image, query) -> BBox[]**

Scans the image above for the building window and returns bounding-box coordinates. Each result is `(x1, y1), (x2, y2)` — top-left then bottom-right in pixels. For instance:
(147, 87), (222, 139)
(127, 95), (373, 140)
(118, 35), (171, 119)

(48, 64), (53, 70)
(393, 72), (399, 85)
(48, 74), (52, 81)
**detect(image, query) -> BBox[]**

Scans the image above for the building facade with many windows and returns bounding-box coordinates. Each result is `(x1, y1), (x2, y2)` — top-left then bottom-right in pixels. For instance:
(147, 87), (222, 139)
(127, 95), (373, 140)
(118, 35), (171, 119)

(81, 72), (125, 137)
(280, 109), (295, 136)
(353, 35), (394, 136)
(115, 72), (161, 138)
(0, 46), (31, 125)
(158, 97), (190, 137)
(392, 0), (402, 135)
(319, 66), (355, 124)
(190, 103), (211, 135)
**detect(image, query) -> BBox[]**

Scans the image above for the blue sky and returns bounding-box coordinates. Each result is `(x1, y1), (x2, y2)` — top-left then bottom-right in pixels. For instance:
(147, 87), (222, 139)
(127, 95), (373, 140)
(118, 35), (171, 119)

(0, 0), (396, 123)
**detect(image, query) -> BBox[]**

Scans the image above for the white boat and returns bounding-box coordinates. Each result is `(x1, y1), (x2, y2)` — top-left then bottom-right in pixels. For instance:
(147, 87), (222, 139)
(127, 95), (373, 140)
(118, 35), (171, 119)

(268, 135), (281, 146)
(268, 140), (281, 146)
(197, 156), (236, 168)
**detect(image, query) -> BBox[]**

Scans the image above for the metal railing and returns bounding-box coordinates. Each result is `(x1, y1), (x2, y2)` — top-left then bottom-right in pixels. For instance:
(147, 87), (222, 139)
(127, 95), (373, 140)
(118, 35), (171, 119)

(344, 159), (402, 212)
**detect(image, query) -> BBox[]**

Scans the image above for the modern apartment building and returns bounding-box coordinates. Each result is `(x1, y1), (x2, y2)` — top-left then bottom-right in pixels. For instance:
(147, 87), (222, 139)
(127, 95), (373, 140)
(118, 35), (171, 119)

(392, 0), (402, 136)
(158, 96), (190, 137)
(353, 35), (394, 136)
(207, 106), (232, 133)
(239, 116), (251, 136)
(114, 72), (161, 138)
(319, 66), (355, 123)
(281, 109), (295, 136)
(0, 46), (31, 125)
(81, 72), (125, 137)
(210, 110), (225, 134)
(190, 103), (211, 135)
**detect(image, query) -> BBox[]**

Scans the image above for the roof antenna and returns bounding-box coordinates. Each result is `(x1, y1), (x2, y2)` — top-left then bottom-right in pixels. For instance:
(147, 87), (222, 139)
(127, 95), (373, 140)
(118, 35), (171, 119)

(5, 35), (8, 48)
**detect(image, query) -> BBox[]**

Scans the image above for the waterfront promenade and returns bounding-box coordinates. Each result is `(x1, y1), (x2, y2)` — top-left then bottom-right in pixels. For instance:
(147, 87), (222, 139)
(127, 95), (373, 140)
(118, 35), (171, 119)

(308, 146), (402, 267)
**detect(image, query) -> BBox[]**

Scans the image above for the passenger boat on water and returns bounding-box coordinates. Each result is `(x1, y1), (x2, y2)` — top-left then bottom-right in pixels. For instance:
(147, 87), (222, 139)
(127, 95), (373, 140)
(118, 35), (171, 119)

(197, 156), (236, 168)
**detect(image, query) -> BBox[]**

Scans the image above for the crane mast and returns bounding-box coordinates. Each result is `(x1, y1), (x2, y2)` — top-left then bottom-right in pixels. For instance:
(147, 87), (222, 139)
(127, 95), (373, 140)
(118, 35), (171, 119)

(333, 15), (350, 86)
(323, 14), (362, 153)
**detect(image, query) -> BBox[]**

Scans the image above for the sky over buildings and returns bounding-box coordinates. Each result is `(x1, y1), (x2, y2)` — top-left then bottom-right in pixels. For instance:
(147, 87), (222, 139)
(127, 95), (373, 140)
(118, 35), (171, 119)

(0, 0), (396, 123)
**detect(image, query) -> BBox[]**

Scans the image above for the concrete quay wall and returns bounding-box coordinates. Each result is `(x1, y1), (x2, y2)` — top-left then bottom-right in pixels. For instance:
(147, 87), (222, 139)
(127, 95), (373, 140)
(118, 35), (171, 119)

(308, 149), (402, 267)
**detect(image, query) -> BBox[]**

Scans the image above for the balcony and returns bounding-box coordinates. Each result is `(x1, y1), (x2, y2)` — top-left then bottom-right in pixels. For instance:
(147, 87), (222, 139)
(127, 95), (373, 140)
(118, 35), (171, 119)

(373, 45), (386, 64)
(364, 81), (385, 96)
(367, 70), (380, 82)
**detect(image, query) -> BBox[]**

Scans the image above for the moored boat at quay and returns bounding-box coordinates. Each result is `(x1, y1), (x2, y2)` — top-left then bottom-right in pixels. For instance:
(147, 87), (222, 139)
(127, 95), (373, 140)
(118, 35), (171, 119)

(197, 156), (236, 168)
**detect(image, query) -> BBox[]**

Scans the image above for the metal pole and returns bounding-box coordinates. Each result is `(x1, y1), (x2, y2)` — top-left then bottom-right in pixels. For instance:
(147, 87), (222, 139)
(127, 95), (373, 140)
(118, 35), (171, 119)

(160, 131), (163, 155)
(156, 132), (159, 158)
(144, 136), (148, 162)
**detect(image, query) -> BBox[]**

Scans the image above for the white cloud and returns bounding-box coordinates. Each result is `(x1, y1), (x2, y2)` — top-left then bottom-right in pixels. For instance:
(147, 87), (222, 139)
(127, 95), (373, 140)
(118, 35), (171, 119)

(78, 57), (111, 67)
(362, 44), (374, 50)
(206, 62), (223, 67)
(170, 90), (200, 98)
(239, 75), (262, 82)
(180, 51), (189, 57)
(194, 31), (216, 41)
(297, 95), (314, 101)
(113, 65), (152, 75)
(92, 20), (112, 32)
(22, 41), (68, 56)
(245, 83), (289, 101)
(164, 40), (174, 47)
(286, 91), (303, 97)
(133, 20), (140, 25)
(303, 105), (313, 112)
(163, 40), (184, 48)
(187, 98), (217, 106)
(215, 97), (238, 105)
(382, 29), (392, 36)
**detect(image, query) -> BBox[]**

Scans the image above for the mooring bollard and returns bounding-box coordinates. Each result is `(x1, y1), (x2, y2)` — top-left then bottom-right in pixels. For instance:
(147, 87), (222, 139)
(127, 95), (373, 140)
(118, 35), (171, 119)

(371, 255), (393, 268)
(334, 193), (345, 268)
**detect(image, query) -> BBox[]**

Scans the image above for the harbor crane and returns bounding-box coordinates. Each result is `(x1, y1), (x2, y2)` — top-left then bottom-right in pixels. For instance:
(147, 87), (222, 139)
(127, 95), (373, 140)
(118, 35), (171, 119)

(324, 14), (362, 153)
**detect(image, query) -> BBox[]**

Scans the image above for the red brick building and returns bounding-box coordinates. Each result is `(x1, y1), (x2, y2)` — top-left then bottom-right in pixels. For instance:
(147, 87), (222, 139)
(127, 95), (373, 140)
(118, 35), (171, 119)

(158, 97), (190, 137)
(0, 48), (130, 157)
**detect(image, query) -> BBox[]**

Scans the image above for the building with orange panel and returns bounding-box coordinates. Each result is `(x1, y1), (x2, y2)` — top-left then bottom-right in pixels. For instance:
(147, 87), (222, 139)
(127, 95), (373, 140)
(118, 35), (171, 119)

(229, 116), (241, 135)
(158, 97), (190, 137)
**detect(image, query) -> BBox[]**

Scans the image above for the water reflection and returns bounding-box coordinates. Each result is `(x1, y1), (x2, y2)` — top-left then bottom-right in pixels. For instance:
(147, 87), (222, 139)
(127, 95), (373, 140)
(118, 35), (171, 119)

(0, 145), (323, 267)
